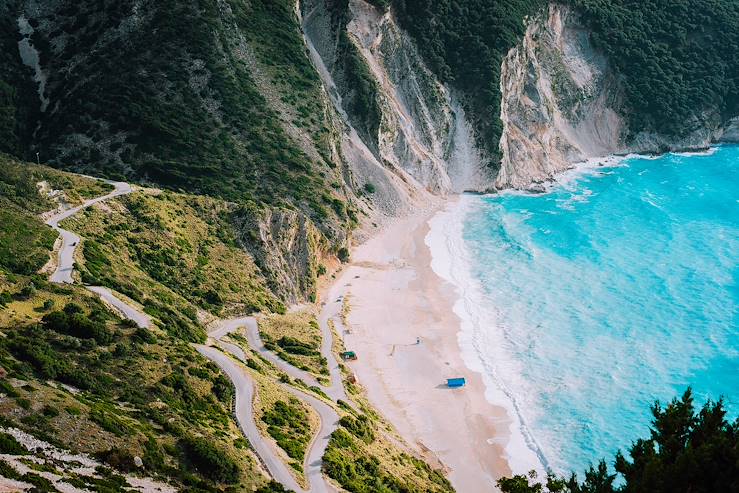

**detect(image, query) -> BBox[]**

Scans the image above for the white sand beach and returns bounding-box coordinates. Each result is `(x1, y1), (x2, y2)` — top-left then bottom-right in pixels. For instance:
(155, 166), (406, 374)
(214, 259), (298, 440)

(323, 200), (515, 492)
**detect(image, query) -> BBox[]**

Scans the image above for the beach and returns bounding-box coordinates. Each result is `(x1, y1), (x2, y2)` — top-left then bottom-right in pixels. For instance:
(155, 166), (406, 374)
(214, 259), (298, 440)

(324, 199), (514, 492)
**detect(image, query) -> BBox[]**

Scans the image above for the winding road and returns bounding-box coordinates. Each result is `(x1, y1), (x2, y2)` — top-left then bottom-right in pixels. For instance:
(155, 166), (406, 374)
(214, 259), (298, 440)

(195, 345), (306, 493)
(43, 179), (152, 329)
(210, 334), (340, 493)
(205, 316), (344, 493)
(41, 175), (349, 492)
(45, 180), (132, 284)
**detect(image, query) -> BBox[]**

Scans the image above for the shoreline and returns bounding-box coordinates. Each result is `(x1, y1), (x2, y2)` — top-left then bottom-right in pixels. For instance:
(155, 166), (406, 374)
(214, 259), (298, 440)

(324, 146), (731, 489)
(325, 201), (513, 491)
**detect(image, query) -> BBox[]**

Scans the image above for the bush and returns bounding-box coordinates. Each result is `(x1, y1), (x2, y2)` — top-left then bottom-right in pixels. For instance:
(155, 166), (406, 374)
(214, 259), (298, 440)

(0, 432), (26, 455)
(42, 307), (112, 344)
(337, 247), (350, 263)
(339, 415), (375, 443)
(262, 399), (311, 461)
(182, 436), (240, 484)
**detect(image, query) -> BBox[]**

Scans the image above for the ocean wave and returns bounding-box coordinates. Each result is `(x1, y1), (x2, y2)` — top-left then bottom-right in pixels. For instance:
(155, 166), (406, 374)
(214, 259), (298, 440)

(425, 195), (551, 476)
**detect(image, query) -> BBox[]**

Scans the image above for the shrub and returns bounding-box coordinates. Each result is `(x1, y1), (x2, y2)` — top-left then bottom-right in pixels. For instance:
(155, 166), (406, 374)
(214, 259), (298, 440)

(0, 432), (26, 454)
(42, 308), (112, 344)
(182, 436), (239, 483)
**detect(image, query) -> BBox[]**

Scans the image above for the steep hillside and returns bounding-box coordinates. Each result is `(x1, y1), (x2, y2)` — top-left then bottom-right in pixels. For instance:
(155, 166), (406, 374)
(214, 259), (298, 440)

(0, 157), (278, 491)
(1, 0), (360, 278)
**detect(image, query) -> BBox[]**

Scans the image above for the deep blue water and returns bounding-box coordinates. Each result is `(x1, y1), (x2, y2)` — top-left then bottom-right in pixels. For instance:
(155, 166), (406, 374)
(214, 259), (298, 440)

(464, 146), (738, 474)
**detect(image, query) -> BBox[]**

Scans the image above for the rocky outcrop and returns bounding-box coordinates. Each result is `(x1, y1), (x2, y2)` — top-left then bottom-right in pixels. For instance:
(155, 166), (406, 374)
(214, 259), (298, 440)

(231, 206), (324, 305)
(496, 4), (625, 190)
(301, 0), (491, 197)
(496, 3), (739, 191)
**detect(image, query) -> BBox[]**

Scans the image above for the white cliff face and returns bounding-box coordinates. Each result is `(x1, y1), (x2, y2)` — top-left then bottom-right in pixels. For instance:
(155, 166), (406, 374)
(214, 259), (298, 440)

(302, 0), (491, 201)
(496, 4), (626, 190)
(496, 3), (739, 191)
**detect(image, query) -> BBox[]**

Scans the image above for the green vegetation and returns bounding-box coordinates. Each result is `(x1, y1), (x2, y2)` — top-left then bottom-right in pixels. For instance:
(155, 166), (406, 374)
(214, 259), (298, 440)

(0, 432), (27, 455)
(262, 398), (312, 462)
(498, 389), (738, 493)
(64, 190), (283, 341)
(260, 311), (328, 377)
(182, 435), (240, 484)
(0, 286), (264, 490)
(0, 0), (350, 239)
(42, 303), (113, 345)
(323, 410), (453, 493)
(0, 160), (271, 490)
(572, 0), (739, 138)
(0, 208), (56, 276)
(393, 0), (545, 162)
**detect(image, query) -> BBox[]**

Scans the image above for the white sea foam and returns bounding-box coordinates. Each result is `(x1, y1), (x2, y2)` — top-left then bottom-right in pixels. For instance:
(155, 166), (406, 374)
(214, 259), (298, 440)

(425, 195), (548, 476)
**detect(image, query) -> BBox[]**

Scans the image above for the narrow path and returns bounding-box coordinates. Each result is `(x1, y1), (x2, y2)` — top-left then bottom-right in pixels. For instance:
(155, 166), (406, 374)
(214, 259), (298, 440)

(45, 180), (132, 284)
(86, 286), (151, 329)
(195, 345), (306, 493)
(43, 179), (151, 329)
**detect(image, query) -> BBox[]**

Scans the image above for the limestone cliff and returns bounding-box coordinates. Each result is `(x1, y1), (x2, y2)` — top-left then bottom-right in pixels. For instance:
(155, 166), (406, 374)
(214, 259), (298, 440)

(301, 0), (490, 199)
(496, 3), (739, 191)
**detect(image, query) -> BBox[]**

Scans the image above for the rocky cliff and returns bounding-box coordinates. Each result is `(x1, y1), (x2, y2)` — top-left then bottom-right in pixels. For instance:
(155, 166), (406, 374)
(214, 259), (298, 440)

(496, 3), (739, 191)
(301, 0), (490, 199)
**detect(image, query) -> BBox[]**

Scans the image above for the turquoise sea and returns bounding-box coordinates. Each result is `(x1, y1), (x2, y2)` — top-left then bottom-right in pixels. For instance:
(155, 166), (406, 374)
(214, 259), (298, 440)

(461, 146), (738, 475)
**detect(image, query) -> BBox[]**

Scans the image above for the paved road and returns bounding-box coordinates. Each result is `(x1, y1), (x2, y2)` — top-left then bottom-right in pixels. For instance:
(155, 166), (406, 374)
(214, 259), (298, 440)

(211, 315), (346, 401)
(195, 345), (306, 493)
(45, 180), (132, 284)
(86, 286), (151, 329)
(215, 337), (339, 493)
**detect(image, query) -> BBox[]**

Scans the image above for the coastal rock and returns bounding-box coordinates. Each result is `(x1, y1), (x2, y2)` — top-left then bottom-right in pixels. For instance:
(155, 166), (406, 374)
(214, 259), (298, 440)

(496, 3), (739, 190)
(496, 4), (626, 190)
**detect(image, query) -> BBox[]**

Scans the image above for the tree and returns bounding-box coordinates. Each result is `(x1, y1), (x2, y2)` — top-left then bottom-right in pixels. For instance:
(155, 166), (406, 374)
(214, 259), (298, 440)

(498, 389), (739, 493)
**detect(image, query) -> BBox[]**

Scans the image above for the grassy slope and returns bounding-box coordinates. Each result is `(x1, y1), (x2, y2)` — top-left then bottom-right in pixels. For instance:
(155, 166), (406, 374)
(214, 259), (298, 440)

(0, 160), (287, 491)
(259, 310), (329, 380)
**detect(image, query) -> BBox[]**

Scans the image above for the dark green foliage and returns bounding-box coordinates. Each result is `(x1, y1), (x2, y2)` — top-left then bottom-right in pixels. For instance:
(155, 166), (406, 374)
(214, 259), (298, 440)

(182, 436), (240, 484)
(393, 0), (545, 161)
(573, 0), (739, 137)
(497, 389), (739, 493)
(322, 415), (453, 492)
(337, 247), (350, 263)
(277, 336), (320, 356)
(2, 0), (344, 231)
(338, 415), (375, 443)
(42, 306), (112, 344)
(256, 481), (293, 493)
(0, 207), (56, 276)
(0, 431), (27, 455)
(211, 373), (234, 405)
(0, 81), (17, 154)
(261, 399), (311, 461)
